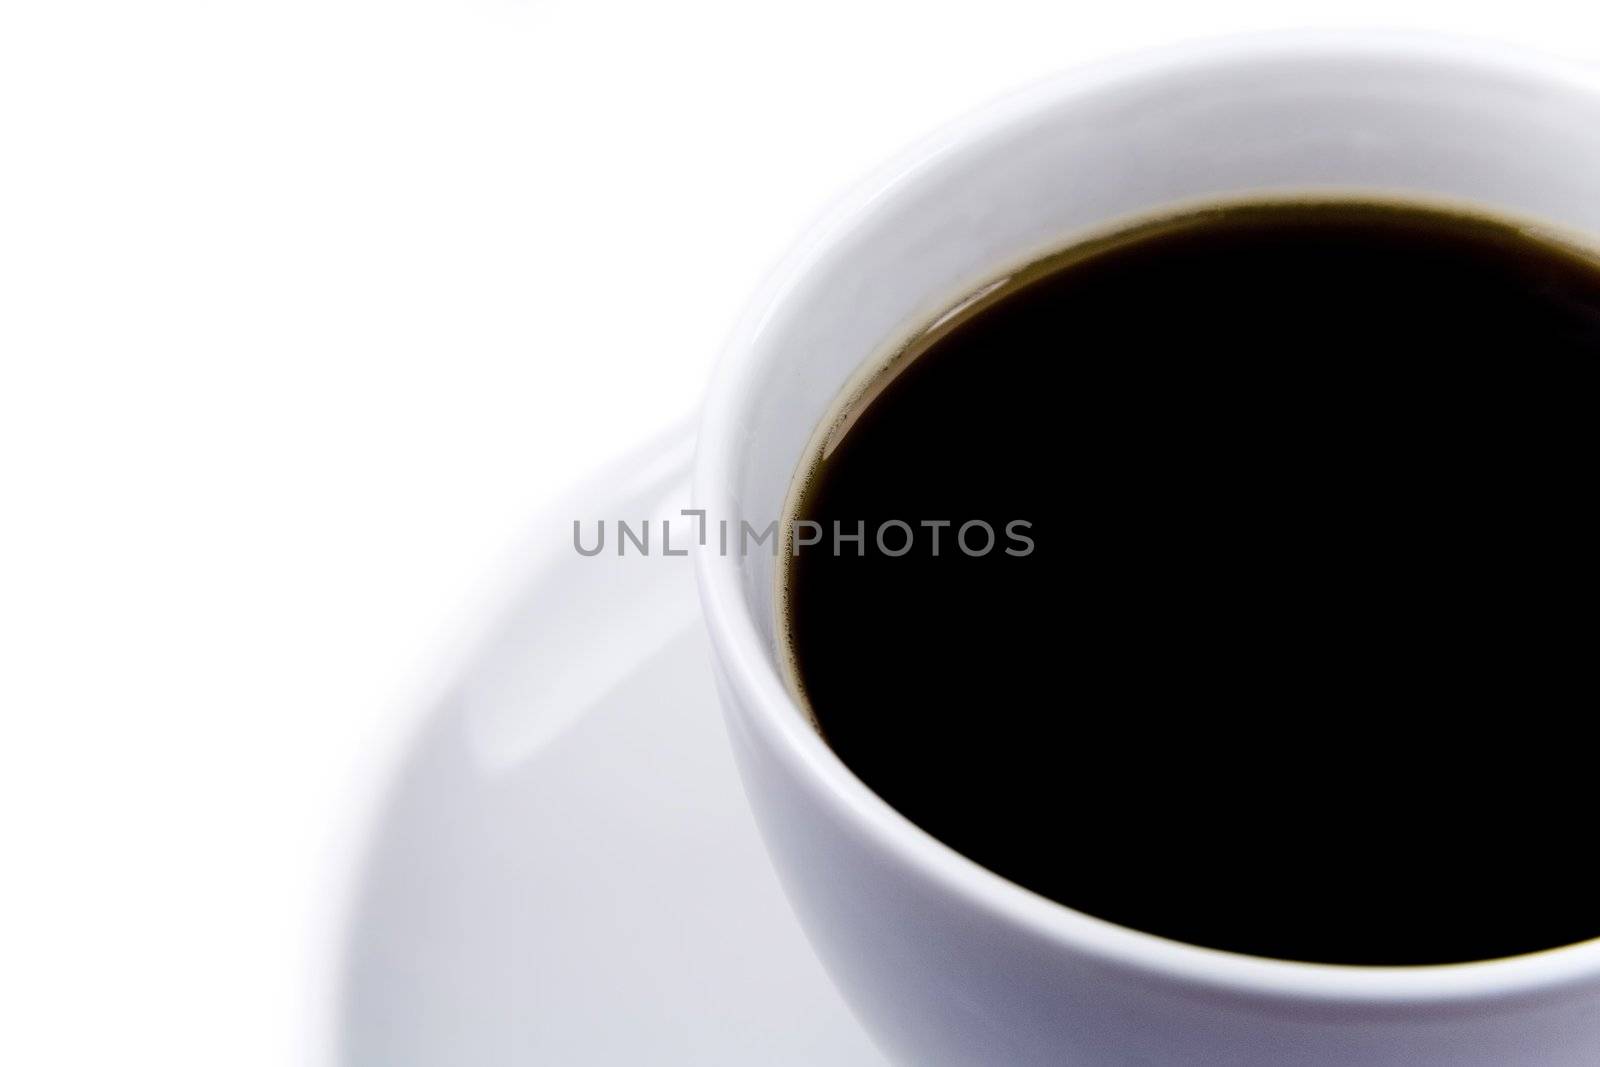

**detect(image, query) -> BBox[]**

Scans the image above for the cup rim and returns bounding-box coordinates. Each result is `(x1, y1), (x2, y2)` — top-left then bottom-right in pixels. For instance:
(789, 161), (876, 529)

(693, 29), (1600, 1010)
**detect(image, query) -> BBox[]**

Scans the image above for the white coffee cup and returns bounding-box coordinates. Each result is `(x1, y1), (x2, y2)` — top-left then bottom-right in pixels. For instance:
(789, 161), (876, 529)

(692, 33), (1600, 1065)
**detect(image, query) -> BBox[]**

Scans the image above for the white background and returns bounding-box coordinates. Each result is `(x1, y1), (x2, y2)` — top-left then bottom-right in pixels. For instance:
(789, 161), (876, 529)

(3, 2), (1598, 1063)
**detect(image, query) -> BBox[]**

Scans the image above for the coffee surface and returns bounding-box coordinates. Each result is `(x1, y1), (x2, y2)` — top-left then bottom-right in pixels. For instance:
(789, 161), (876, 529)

(783, 201), (1600, 965)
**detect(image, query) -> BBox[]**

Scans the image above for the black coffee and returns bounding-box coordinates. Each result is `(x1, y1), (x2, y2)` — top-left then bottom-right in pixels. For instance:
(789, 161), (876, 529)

(782, 201), (1600, 966)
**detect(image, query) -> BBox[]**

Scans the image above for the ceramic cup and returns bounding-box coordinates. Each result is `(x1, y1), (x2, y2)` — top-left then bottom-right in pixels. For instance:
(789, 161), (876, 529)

(692, 33), (1600, 1065)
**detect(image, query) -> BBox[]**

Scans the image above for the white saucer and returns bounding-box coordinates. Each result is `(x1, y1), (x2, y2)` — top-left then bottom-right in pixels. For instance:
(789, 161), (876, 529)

(338, 429), (884, 1064)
